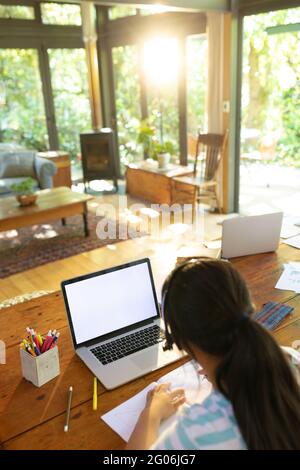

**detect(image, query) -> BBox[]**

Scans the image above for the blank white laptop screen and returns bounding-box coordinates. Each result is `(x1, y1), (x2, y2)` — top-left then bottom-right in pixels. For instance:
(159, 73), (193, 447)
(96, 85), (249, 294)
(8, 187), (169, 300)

(64, 262), (158, 345)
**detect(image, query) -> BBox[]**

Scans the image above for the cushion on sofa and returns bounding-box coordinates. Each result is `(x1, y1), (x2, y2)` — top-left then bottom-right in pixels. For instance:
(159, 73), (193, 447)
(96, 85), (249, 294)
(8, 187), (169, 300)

(0, 143), (24, 152)
(34, 157), (57, 189)
(0, 151), (36, 178)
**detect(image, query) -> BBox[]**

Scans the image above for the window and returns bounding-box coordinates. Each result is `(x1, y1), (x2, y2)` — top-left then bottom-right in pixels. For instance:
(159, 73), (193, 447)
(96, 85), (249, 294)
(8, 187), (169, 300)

(108, 6), (137, 21)
(186, 34), (208, 136)
(48, 48), (91, 178)
(41, 2), (81, 26)
(241, 8), (300, 166)
(108, 5), (171, 20)
(0, 5), (34, 20)
(98, 7), (207, 167)
(0, 49), (48, 150)
(112, 44), (142, 173)
(144, 38), (180, 157)
(139, 6), (172, 16)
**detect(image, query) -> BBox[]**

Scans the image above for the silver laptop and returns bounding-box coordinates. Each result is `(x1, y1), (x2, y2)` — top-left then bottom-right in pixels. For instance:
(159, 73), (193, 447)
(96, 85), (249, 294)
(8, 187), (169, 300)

(221, 212), (283, 259)
(61, 258), (183, 389)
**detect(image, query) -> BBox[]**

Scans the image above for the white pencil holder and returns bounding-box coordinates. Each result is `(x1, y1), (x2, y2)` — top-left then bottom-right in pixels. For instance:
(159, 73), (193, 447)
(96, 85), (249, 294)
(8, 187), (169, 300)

(20, 346), (60, 387)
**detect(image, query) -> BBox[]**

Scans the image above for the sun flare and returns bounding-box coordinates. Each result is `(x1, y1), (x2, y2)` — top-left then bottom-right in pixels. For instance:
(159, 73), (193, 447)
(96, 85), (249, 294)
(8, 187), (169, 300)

(144, 37), (179, 86)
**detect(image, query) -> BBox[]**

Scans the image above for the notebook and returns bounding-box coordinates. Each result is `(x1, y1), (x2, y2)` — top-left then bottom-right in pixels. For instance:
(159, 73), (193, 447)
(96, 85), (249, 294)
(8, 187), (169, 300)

(101, 361), (212, 442)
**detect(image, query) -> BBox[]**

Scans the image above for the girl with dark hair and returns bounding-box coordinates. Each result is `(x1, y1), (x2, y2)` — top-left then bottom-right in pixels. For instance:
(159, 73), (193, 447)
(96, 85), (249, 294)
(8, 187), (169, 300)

(127, 259), (300, 450)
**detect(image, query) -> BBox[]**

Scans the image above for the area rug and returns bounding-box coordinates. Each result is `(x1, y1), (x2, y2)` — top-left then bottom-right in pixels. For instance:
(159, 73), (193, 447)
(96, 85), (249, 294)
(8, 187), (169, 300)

(0, 290), (54, 310)
(0, 213), (144, 279)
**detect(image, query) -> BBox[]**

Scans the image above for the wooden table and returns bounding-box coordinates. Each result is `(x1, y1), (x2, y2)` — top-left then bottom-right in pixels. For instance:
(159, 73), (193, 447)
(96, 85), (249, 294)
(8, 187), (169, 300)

(38, 151), (72, 188)
(0, 244), (299, 449)
(126, 161), (197, 205)
(0, 187), (93, 237)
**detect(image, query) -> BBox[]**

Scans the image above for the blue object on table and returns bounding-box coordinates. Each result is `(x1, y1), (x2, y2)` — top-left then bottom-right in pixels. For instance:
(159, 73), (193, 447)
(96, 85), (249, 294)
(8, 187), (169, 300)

(253, 301), (294, 330)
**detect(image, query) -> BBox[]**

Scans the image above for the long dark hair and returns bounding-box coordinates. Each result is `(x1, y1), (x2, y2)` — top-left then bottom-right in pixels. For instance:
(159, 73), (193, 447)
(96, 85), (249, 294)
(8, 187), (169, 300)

(162, 258), (300, 450)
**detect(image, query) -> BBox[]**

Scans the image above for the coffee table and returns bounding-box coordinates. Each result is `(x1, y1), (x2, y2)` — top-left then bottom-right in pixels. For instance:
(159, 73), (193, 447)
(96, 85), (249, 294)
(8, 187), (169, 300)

(0, 187), (93, 237)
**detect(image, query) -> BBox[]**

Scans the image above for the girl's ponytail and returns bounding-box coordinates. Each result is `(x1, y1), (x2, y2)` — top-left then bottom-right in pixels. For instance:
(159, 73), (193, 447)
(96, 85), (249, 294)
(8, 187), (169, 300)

(216, 319), (300, 449)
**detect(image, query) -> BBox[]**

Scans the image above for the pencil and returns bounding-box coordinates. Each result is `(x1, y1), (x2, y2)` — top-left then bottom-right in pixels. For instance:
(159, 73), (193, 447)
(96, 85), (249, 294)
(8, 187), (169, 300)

(93, 377), (97, 411)
(64, 386), (73, 432)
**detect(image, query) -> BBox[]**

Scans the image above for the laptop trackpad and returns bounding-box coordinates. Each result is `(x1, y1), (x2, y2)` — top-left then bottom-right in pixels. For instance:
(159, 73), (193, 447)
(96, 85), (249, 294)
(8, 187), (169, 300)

(130, 349), (158, 370)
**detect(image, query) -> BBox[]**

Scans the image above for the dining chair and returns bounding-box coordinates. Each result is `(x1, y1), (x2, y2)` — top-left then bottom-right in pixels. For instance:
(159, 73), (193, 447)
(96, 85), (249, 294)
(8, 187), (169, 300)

(174, 130), (228, 215)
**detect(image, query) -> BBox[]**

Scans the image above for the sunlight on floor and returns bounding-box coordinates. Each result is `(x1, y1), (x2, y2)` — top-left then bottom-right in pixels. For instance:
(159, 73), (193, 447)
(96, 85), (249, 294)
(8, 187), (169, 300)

(139, 207), (160, 219)
(34, 230), (58, 239)
(0, 229), (18, 239)
(89, 180), (115, 192)
(167, 223), (190, 235)
(240, 164), (300, 217)
(106, 244), (117, 251)
(119, 208), (143, 225)
(72, 180), (115, 193)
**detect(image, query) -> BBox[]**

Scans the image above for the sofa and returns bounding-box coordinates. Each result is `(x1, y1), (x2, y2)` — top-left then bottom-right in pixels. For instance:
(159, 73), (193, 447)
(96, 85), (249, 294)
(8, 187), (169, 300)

(0, 150), (57, 196)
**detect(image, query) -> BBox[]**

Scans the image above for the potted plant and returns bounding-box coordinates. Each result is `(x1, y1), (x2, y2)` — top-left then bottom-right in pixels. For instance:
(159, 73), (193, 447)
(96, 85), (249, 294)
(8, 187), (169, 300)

(137, 120), (156, 159)
(11, 177), (38, 206)
(137, 119), (176, 169)
(153, 140), (175, 170)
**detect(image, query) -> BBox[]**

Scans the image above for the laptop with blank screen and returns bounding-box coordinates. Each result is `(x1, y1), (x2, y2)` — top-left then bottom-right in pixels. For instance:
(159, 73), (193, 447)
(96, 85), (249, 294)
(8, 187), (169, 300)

(61, 258), (183, 390)
(221, 212), (283, 259)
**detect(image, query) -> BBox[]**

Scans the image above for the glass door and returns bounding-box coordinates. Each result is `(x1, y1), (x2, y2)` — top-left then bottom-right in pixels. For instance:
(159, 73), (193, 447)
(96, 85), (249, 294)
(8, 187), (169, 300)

(111, 44), (142, 174)
(144, 37), (180, 159)
(107, 21), (208, 172)
(239, 7), (300, 216)
(48, 48), (91, 181)
(186, 34), (207, 137)
(0, 48), (48, 150)
(110, 37), (181, 172)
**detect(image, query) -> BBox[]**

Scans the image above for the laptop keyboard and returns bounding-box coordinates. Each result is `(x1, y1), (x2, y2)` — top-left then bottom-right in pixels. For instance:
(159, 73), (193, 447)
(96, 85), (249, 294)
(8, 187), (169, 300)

(90, 325), (164, 365)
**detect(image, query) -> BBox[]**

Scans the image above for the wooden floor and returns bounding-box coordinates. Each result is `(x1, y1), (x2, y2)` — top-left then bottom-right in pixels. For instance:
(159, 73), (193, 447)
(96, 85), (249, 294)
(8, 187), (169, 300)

(0, 238), (167, 302)
(0, 194), (224, 303)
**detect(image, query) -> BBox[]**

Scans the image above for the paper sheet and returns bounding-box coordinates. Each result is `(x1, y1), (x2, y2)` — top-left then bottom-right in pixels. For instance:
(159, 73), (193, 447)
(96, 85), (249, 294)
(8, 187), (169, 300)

(203, 240), (222, 250)
(283, 234), (300, 249)
(287, 262), (300, 271)
(280, 225), (300, 239)
(281, 346), (300, 385)
(275, 263), (300, 293)
(281, 346), (300, 365)
(283, 216), (300, 228)
(101, 361), (212, 442)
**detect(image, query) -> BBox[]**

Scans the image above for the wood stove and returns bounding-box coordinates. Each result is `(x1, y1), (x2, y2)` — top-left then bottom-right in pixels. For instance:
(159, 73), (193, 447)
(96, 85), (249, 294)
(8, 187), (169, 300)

(80, 129), (118, 192)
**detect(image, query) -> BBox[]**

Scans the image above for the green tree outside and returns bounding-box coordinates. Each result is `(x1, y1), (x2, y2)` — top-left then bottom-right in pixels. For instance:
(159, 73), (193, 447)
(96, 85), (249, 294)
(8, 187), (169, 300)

(0, 48), (48, 151)
(242, 8), (300, 166)
(48, 48), (91, 169)
(112, 44), (142, 174)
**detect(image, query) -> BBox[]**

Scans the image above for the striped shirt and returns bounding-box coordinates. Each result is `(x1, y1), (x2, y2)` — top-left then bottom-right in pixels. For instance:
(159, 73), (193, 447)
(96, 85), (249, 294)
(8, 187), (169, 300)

(152, 390), (247, 450)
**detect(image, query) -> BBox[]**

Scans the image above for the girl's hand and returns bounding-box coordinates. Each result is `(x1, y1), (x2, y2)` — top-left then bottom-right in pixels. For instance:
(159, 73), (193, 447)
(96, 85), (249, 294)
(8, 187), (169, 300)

(145, 383), (186, 422)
